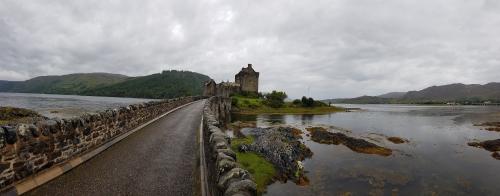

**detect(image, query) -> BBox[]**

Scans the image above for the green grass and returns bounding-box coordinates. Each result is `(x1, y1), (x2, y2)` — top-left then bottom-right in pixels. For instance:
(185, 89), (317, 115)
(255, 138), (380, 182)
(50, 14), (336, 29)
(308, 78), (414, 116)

(231, 136), (277, 194)
(232, 96), (344, 114)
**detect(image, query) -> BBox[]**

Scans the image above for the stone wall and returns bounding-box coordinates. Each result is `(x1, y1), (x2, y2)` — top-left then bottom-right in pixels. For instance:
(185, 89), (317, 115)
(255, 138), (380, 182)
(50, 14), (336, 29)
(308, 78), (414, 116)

(202, 97), (257, 196)
(0, 96), (201, 191)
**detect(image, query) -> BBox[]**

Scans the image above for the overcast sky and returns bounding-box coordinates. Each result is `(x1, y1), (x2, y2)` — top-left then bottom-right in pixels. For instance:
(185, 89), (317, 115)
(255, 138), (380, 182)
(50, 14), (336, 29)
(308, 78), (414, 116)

(1, 0), (500, 99)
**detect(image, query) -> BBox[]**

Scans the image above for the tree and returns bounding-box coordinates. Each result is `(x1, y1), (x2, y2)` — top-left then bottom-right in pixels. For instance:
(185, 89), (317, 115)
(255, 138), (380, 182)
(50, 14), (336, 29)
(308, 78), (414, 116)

(301, 96), (308, 105)
(301, 96), (315, 107)
(264, 90), (287, 108)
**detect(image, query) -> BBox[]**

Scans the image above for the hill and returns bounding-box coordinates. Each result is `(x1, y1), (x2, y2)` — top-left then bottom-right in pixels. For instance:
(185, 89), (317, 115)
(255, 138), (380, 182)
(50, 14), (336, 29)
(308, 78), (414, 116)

(0, 71), (211, 99)
(403, 83), (500, 101)
(378, 92), (406, 99)
(82, 70), (210, 99)
(326, 96), (395, 104)
(0, 80), (19, 91)
(0, 73), (128, 94)
(326, 82), (500, 104)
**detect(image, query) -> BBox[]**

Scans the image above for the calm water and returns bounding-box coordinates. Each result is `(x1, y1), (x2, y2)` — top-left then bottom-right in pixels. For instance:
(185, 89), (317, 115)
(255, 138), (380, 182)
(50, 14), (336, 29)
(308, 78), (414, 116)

(232, 104), (500, 196)
(0, 93), (155, 118)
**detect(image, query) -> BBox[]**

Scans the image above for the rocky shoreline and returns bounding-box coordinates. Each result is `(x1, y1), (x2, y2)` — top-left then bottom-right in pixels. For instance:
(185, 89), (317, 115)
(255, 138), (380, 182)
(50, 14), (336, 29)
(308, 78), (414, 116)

(236, 127), (313, 185)
(229, 124), (401, 192)
(474, 121), (500, 132)
(469, 121), (500, 160)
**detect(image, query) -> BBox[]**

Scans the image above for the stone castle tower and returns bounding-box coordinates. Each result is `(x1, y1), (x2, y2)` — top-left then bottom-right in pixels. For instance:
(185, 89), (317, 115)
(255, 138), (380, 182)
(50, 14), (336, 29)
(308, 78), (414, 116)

(203, 64), (259, 97)
(235, 64), (259, 93)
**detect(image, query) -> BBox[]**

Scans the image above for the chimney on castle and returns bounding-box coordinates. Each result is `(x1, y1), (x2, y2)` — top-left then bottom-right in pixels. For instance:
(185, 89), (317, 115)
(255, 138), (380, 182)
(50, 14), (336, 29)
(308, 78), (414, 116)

(248, 64), (253, 69)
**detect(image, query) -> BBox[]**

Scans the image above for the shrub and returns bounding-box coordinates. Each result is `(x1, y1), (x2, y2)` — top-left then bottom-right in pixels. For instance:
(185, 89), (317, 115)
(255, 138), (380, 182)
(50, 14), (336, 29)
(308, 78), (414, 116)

(231, 97), (239, 107)
(301, 96), (315, 107)
(292, 99), (302, 105)
(313, 100), (328, 107)
(239, 91), (259, 98)
(264, 90), (287, 108)
(248, 103), (259, 109)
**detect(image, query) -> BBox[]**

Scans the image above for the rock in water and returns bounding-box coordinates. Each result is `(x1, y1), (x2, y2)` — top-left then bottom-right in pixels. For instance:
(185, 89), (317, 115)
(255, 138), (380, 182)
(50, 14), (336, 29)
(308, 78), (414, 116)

(307, 127), (392, 156)
(492, 152), (500, 160)
(468, 139), (500, 152)
(387, 137), (408, 144)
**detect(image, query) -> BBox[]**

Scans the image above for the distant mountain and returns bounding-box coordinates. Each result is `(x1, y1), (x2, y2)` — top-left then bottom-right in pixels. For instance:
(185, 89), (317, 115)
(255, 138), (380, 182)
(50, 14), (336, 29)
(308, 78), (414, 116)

(0, 73), (128, 94)
(378, 92), (406, 99)
(327, 96), (393, 104)
(326, 83), (500, 104)
(403, 83), (500, 101)
(0, 80), (19, 91)
(82, 70), (210, 99)
(0, 71), (211, 99)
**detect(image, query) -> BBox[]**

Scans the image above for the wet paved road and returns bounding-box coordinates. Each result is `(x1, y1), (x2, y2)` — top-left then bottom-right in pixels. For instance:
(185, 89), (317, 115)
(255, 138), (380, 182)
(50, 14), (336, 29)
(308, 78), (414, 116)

(26, 100), (205, 196)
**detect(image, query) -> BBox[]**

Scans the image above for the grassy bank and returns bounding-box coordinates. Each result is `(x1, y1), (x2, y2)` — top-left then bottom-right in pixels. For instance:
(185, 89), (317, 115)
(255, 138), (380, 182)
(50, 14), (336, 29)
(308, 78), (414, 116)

(231, 96), (344, 114)
(231, 136), (276, 194)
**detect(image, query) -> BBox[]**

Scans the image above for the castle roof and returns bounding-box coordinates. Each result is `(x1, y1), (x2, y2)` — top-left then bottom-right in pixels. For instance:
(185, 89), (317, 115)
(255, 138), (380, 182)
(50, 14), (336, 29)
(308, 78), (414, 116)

(236, 64), (259, 77)
(204, 79), (216, 86)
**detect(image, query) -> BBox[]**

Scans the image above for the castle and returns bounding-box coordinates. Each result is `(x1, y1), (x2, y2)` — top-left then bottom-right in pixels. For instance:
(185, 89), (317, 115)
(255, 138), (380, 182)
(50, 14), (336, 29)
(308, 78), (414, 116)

(203, 64), (259, 97)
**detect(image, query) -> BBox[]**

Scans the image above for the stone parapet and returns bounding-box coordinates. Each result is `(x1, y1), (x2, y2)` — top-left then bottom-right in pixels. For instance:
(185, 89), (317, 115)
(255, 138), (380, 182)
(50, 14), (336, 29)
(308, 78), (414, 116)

(0, 96), (202, 192)
(202, 97), (256, 196)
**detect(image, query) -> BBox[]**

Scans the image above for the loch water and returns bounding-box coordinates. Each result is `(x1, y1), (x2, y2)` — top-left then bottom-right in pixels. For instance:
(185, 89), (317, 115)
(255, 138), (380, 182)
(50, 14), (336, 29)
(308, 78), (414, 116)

(0, 92), (155, 118)
(232, 104), (500, 195)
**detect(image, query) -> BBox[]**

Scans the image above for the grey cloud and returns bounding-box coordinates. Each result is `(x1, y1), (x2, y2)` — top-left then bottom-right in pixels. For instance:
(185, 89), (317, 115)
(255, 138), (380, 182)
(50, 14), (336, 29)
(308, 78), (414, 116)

(0, 0), (499, 99)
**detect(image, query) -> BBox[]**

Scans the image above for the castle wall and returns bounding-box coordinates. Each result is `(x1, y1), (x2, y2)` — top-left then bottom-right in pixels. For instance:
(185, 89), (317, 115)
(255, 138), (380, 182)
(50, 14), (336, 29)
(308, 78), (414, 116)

(236, 74), (258, 93)
(216, 84), (240, 98)
(203, 81), (216, 97)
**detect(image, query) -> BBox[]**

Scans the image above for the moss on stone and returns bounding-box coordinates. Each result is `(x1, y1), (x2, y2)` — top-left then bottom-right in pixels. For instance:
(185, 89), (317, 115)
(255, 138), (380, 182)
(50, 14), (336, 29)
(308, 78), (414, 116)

(231, 136), (277, 194)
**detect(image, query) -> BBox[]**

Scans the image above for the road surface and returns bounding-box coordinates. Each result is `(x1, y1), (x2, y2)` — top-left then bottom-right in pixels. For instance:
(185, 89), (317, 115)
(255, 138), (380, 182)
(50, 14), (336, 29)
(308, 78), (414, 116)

(26, 100), (205, 196)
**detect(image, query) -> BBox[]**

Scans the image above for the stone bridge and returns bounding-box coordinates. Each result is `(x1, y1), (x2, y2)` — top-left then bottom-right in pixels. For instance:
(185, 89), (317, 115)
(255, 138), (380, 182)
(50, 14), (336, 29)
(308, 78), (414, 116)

(0, 97), (255, 196)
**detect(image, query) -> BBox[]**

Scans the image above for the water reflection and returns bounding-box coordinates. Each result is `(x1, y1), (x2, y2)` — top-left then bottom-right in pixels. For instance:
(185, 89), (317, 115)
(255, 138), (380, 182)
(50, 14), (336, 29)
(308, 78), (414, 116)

(233, 104), (500, 196)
